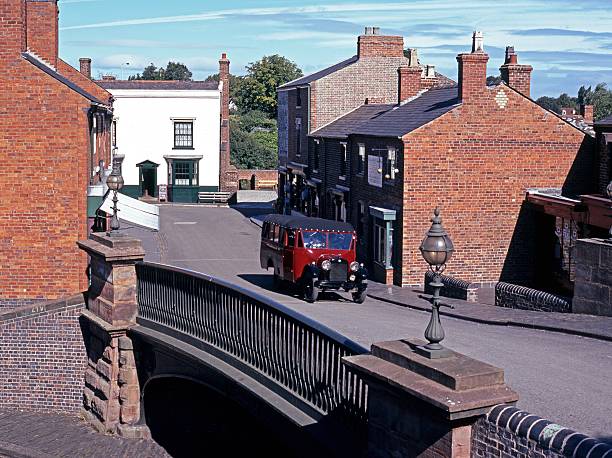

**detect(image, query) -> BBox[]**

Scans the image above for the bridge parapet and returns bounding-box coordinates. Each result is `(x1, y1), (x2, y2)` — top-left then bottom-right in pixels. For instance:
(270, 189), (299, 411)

(77, 233), (149, 438)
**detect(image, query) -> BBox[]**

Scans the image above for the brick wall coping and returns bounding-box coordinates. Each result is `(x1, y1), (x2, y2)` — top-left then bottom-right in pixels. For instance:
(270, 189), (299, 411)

(0, 294), (85, 323)
(487, 405), (612, 458)
(495, 282), (572, 313)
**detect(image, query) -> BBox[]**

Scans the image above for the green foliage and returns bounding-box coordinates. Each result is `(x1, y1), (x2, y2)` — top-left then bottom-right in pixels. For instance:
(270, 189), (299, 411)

(577, 83), (612, 121)
(205, 73), (244, 110)
(535, 93), (578, 115)
(128, 62), (192, 81)
(236, 55), (303, 117)
(230, 112), (278, 170)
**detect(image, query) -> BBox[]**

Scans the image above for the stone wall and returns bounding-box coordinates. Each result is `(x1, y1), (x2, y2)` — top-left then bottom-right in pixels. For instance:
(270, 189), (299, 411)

(495, 282), (572, 313)
(424, 271), (479, 302)
(0, 295), (87, 414)
(473, 405), (612, 458)
(573, 238), (612, 316)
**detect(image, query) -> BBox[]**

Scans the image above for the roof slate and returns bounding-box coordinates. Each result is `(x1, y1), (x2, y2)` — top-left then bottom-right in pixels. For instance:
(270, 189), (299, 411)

(96, 80), (219, 90)
(311, 104), (394, 139)
(278, 56), (359, 89)
(352, 86), (460, 137)
(594, 114), (612, 127)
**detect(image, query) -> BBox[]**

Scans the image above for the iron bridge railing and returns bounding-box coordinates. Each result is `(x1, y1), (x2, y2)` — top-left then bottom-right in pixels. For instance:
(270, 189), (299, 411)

(136, 262), (369, 422)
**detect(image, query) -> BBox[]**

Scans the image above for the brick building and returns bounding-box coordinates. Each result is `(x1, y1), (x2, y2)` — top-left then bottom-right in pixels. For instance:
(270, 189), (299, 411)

(0, 0), (113, 305)
(282, 32), (596, 287)
(276, 27), (453, 215)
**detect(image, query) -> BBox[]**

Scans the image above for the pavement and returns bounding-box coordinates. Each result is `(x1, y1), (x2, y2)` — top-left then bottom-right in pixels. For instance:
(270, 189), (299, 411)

(122, 204), (612, 439)
(0, 409), (169, 458)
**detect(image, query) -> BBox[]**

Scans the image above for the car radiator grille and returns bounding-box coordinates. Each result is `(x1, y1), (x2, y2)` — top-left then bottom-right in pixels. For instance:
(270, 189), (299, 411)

(329, 260), (347, 282)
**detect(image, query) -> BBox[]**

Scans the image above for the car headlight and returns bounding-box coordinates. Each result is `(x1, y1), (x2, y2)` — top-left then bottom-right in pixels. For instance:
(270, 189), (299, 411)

(321, 260), (332, 271)
(350, 261), (360, 272)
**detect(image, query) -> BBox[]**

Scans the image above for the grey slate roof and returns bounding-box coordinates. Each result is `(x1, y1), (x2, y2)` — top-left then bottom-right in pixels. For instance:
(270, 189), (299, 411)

(311, 104), (394, 139)
(349, 86), (460, 138)
(278, 56), (359, 89)
(97, 80), (219, 90)
(594, 114), (612, 127)
(22, 52), (107, 106)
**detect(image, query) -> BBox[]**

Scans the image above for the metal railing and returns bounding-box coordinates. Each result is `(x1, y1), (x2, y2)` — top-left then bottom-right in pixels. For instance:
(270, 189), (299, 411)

(136, 262), (369, 422)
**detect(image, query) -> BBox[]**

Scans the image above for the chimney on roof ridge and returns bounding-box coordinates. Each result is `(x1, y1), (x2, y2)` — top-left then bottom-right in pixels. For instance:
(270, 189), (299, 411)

(102, 75), (116, 81)
(425, 65), (436, 78)
(581, 104), (594, 124)
(398, 65), (422, 103)
(358, 27), (404, 58)
(457, 31), (489, 103)
(472, 31), (484, 53)
(79, 57), (92, 79)
(25, 0), (59, 69)
(500, 46), (533, 97)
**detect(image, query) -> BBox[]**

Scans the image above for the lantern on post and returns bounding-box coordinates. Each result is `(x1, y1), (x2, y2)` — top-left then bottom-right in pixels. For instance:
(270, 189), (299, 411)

(418, 208), (455, 359)
(106, 156), (124, 237)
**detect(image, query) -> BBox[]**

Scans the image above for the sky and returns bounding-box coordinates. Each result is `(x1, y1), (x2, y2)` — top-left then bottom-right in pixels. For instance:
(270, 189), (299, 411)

(58, 0), (612, 98)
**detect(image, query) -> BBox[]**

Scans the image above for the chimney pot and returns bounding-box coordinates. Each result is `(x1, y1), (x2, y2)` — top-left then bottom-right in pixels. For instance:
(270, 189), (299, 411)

(364, 26), (373, 35)
(425, 65), (436, 78)
(407, 48), (419, 67)
(372, 27), (380, 35)
(472, 31), (484, 53)
(221, 52), (227, 59)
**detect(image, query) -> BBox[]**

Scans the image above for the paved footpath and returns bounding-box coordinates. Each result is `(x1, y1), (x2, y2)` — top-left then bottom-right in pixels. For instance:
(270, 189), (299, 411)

(0, 410), (169, 458)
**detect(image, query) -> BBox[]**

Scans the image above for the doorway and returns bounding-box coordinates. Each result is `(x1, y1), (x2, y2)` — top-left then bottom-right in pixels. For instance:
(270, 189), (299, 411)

(136, 160), (159, 198)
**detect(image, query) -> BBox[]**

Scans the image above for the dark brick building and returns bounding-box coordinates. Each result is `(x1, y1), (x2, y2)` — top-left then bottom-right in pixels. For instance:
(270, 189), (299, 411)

(276, 27), (453, 217)
(0, 0), (113, 305)
(281, 32), (596, 287)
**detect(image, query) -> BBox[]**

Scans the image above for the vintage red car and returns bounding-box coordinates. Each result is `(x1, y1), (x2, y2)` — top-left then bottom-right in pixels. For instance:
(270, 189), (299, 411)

(259, 215), (368, 303)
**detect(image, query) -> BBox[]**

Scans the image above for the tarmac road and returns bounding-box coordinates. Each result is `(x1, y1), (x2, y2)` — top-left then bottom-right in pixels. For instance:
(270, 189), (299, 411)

(124, 204), (612, 440)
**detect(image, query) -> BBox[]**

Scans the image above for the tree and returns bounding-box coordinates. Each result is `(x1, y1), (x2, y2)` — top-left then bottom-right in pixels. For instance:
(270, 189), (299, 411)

(164, 62), (192, 81)
(229, 112), (278, 169)
(128, 62), (192, 81)
(205, 73), (244, 110)
(236, 55), (303, 117)
(578, 83), (612, 121)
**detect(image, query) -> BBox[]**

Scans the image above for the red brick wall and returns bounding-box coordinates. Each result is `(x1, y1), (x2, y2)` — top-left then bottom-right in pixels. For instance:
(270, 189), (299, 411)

(358, 34), (404, 58)
(400, 85), (594, 286)
(25, 0), (58, 68)
(57, 59), (112, 105)
(0, 1), (104, 301)
(0, 296), (87, 413)
(500, 64), (533, 98)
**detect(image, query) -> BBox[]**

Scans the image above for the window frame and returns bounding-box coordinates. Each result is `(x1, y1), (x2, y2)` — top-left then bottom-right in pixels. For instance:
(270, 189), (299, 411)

(357, 143), (365, 175)
(295, 118), (302, 157)
(173, 120), (194, 150)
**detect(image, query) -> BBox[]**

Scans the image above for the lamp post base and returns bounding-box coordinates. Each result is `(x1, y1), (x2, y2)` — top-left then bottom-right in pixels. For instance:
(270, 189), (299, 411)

(415, 344), (453, 359)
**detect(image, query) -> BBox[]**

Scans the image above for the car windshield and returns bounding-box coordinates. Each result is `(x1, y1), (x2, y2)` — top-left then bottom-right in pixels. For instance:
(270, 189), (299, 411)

(302, 231), (327, 249)
(329, 233), (352, 250)
(301, 231), (352, 250)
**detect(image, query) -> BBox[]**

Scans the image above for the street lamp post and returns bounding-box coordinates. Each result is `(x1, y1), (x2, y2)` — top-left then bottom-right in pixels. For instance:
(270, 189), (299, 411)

(106, 157), (124, 237)
(418, 208), (455, 359)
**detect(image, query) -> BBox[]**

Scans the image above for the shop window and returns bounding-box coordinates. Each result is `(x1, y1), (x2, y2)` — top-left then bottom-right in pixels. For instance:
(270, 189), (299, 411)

(373, 219), (393, 267)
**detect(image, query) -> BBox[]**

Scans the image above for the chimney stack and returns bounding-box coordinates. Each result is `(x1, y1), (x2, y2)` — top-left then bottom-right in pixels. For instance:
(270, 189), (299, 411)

(456, 31), (489, 103)
(580, 104), (594, 124)
(218, 52), (231, 191)
(79, 57), (92, 79)
(358, 26), (404, 59)
(398, 66), (422, 103)
(25, 0), (59, 68)
(101, 75), (116, 81)
(499, 46), (533, 97)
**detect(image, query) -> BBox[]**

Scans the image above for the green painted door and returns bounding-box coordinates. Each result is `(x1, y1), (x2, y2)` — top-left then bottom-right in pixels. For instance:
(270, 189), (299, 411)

(171, 160), (198, 203)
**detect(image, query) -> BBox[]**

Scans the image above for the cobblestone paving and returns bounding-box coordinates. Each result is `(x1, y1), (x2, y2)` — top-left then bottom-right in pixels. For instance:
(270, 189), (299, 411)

(0, 410), (169, 458)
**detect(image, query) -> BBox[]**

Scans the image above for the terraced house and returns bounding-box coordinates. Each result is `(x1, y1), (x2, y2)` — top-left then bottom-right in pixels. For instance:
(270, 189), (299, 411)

(279, 31), (596, 288)
(0, 0), (113, 305)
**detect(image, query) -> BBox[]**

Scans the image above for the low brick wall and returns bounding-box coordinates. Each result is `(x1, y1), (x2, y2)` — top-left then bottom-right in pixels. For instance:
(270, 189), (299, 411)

(474, 405), (612, 458)
(0, 295), (87, 414)
(424, 271), (479, 302)
(495, 282), (572, 313)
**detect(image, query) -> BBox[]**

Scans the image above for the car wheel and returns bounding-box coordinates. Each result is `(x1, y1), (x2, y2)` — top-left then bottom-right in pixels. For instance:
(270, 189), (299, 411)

(352, 289), (367, 304)
(303, 283), (319, 303)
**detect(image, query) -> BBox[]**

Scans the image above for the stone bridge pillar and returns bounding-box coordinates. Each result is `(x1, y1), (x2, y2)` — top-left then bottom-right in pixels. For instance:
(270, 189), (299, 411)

(77, 233), (148, 438)
(344, 338), (518, 457)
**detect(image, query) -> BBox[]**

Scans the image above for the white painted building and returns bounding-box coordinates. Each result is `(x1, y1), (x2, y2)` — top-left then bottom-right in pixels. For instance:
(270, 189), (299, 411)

(97, 79), (223, 203)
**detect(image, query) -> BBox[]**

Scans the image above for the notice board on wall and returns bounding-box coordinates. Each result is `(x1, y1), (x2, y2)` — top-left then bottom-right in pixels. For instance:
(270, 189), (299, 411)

(367, 155), (383, 188)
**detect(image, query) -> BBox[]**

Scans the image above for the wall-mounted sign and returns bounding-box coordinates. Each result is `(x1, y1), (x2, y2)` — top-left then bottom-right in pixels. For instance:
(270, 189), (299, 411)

(367, 155), (383, 188)
(158, 184), (168, 202)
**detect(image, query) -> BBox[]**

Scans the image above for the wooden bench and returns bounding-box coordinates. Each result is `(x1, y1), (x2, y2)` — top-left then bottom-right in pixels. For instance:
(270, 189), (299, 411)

(198, 191), (232, 204)
(257, 179), (278, 190)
